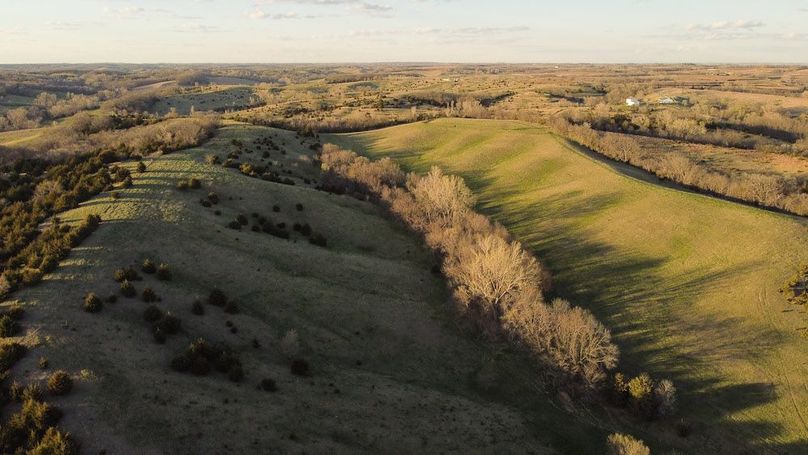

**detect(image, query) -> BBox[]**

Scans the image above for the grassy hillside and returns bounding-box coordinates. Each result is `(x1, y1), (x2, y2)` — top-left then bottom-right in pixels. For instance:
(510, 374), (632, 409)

(329, 118), (808, 453)
(2, 124), (612, 453)
(152, 86), (259, 115)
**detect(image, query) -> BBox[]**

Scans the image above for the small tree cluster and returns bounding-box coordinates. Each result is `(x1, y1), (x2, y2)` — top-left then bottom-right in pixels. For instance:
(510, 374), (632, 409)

(611, 372), (676, 420)
(152, 312), (181, 344)
(83, 293), (103, 313)
(605, 433), (650, 455)
(119, 280), (136, 298)
(170, 338), (243, 381)
(156, 263), (171, 281)
(0, 305), (23, 337)
(176, 177), (202, 191)
(0, 342), (26, 372)
(113, 267), (140, 283)
(781, 264), (808, 305)
(0, 399), (70, 454)
(141, 258), (156, 274)
(46, 370), (73, 396)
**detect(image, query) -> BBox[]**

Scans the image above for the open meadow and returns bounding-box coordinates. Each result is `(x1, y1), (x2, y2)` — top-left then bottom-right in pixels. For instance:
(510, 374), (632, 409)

(330, 118), (808, 453)
(2, 123), (633, 453)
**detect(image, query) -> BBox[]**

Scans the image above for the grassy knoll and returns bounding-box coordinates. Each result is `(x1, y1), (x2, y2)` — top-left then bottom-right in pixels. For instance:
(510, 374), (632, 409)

(2, 124), (612, 453)
(329, 118), (808, 453)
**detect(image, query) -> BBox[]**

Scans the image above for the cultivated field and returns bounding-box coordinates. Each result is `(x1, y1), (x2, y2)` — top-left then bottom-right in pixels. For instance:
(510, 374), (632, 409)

(330, 118), (808, 453)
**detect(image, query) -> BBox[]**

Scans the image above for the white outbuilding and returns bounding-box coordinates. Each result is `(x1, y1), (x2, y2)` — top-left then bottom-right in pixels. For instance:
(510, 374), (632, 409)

(626, 97), (641, 107)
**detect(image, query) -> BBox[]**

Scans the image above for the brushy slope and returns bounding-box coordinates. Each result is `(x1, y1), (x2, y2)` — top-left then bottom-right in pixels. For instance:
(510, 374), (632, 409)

(329, 118), (808, 453)
(2, 124), (604, 453)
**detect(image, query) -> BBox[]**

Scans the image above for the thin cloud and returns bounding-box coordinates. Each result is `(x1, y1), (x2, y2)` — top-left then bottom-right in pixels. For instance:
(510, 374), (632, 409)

(256, 0), (393, 17)
(248, 9), (326, 19)
(687, 20), (764, 31)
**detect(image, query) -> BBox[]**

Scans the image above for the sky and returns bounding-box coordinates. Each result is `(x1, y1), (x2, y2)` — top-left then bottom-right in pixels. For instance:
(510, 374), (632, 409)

(1, 0), (807, 63)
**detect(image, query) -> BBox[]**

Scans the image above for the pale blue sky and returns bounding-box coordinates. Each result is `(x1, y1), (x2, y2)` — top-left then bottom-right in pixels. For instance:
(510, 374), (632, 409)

(1, 0), (807, 63)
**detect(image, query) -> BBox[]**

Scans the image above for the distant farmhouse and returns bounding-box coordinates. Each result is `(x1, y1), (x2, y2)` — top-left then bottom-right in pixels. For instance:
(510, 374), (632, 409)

(626, 97), (641, 106)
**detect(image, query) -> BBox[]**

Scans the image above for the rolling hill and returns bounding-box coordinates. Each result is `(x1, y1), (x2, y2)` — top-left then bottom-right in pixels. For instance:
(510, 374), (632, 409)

(4, 124), (601, 453)
(329, 118), (808, 453)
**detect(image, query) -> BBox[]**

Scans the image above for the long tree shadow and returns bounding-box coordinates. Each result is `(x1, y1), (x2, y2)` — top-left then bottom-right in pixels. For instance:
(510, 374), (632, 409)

(333, 128), (806, 453)
(473, 171), (798, 453)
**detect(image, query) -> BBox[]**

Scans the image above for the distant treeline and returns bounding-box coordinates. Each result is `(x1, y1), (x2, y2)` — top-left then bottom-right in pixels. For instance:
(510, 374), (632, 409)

(549, 117), (808, 216)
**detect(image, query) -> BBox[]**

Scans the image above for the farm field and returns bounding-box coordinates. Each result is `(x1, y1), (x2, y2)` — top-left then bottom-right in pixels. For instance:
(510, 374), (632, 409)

(329, 118), (808, 453)
(4, 124), (619, 454)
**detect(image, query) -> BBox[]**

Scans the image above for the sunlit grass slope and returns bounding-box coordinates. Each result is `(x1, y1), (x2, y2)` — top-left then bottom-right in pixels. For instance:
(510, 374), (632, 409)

(4, 124), (597, 454)
(329, 118), (808, 453)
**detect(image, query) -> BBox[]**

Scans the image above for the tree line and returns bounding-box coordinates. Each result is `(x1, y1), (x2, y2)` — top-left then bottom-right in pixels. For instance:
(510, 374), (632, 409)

(319, 144), (620, 389)
(549, 117), (808, 216)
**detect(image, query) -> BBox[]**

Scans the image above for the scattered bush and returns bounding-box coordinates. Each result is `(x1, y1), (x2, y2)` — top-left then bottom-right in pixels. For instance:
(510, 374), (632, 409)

(83, 293), (102, 313)
(0, 342), (27, 371)
(46, 370), (73, 396)
(207, 192), (220, 204)
(0, 314), (21, 337)
(38, 356), (49, 369)
(0, 398), (63, 452)
(172, 338), (240, 381)
(2, 304), (24, 321)
(189, 178), (201, 189)
(155, 313), (181, 335)
(141, 258), (156, 274)
(781, 264), (808, 305)
(191, 300), (205, 315)
(237, 214), (248, 226)
(120, 280), (136, 298)
(627, 373), (655, 419)
(609, 371), (676, 420)
(295, 203), (304, 211)
(137, 161), (147, 173)
(156, 263), (171, 281)
(142, 288), (158, 303)
(28, 426), (79, 455)
(114, 267), (140, 282)
(605, 433), (650, 455)
(272, 205), (280, 212)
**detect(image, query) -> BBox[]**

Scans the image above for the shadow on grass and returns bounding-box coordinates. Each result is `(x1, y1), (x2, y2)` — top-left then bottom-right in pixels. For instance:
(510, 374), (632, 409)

(333, 125), (805, 453)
